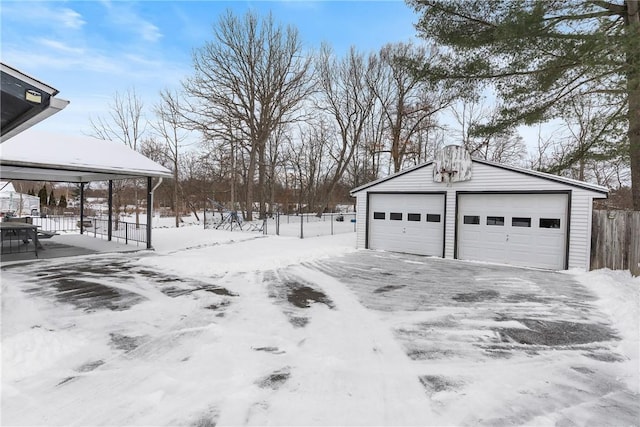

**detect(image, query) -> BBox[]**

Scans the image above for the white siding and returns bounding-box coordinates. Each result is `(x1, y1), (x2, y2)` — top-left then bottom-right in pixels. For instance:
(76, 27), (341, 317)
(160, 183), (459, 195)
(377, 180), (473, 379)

(355, 192), (367, 249)
(352, 162), (606, 270)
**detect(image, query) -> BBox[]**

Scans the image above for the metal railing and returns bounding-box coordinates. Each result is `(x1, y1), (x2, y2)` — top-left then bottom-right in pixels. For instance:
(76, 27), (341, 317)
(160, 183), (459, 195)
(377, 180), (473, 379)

(89, 218), (147, 246)
(30, 215), (146, 246)
(31, 215), (79, 232)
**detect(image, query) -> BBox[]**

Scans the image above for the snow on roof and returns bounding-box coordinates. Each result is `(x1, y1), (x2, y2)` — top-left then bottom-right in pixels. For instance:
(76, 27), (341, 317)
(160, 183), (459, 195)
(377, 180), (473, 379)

(0, 130), (173, 182)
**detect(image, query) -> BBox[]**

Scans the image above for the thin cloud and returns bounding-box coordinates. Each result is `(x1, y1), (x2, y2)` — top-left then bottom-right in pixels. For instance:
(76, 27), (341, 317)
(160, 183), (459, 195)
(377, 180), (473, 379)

(277, 0), (323, 11)
(122, 53), (164, 68)
(139, 21), (163, 43)
(37, 39), (85, 55)
(58, 7), (86, 29)
(101, 2), (163, 43)
(1, 44), (123, 76)
(1, 3), (85, 30)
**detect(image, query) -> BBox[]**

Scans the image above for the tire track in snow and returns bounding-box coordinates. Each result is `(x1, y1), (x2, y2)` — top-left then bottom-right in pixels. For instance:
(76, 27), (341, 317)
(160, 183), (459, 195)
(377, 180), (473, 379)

(251, 265), (436, 426)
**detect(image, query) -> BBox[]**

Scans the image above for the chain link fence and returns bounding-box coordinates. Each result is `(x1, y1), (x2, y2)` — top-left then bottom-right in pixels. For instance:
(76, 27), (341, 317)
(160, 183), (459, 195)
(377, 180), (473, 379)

(204, 211), (356, 238)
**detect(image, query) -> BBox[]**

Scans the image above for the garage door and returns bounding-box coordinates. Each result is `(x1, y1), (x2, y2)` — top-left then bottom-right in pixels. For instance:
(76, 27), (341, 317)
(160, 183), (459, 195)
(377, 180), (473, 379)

(457, 193), (568, 269)
(368, 193), (444, 256)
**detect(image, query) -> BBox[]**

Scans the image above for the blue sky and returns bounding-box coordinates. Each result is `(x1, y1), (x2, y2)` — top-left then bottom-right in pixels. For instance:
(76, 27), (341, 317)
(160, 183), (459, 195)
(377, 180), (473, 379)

(1, 1), (420, 135)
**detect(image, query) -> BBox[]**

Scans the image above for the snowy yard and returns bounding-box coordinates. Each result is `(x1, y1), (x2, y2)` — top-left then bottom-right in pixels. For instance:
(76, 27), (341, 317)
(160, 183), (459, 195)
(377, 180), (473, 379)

(1, 225), (639, 426)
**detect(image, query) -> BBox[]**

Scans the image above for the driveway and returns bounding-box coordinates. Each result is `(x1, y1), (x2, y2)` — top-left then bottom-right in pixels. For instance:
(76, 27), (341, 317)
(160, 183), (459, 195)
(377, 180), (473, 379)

(308, 251), (638, 426)
(2, 249), (638, 426)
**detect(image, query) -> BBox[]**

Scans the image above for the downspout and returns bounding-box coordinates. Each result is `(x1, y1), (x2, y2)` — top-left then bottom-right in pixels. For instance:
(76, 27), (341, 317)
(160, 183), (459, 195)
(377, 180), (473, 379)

(146, 177), (163, 249)
(80, 183), (85, 235)
(108, 180), (113, 241)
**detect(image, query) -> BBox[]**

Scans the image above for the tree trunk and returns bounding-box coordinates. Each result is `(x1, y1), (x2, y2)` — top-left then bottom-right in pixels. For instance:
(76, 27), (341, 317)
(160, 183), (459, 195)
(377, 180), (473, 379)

(258, 138), (267, 219)
(392, 127), (402, 173)
(174, 160), (180, 228)
(245, 145), (257, 221)
(628, 0), (640, 210)
(134, 181), (140, 228)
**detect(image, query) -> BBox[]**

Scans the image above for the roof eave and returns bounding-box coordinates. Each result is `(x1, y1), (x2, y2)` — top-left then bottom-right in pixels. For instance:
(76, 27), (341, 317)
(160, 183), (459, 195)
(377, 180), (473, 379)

(0, 162), (173, 183)
(350, 158), (610, 196)
(350, 162), (434, 195)
(0, 97), (70, 143)
(0, 62), (59, 96)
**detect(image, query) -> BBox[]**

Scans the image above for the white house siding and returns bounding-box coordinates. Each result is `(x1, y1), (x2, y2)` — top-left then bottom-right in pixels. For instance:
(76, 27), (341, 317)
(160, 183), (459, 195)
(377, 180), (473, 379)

(353, 162), (606, 270)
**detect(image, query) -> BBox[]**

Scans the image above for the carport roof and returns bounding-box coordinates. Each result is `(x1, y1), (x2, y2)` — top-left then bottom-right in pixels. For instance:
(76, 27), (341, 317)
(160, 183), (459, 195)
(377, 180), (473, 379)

(0, 130), (173, 182)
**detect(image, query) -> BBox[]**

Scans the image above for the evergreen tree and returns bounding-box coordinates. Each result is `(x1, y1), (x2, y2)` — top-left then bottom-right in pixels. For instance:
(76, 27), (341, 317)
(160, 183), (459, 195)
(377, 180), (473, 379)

(38, 185), (48, 209)
(408, 0), (640, 209)
(48, 190), (57, 207)
(58, 194), (68, 209)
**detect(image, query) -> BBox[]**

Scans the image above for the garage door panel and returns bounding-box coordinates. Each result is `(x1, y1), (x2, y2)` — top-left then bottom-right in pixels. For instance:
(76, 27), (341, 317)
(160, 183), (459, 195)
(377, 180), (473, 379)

(485, 230), (507, 243)
(458, 193), (568, 270)
(369, 193), (444, 257)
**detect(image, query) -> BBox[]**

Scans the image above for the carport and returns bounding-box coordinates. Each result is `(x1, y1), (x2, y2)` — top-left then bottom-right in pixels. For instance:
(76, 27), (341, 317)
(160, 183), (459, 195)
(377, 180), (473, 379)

(1, 131), (173, 250)
(1, 62), (172, 254)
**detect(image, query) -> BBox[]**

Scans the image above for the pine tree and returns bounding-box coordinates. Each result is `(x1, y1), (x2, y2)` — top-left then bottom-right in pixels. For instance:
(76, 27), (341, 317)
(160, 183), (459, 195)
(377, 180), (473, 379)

(48, 190), (57, 207)
(408, 0), (640, 209)
(58, 194), (68, 209)
(38, 185), (48, 209)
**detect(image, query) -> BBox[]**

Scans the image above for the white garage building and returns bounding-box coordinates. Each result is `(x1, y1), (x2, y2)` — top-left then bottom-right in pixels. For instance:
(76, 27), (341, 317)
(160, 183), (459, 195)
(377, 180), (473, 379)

(351, 151), (608, 271)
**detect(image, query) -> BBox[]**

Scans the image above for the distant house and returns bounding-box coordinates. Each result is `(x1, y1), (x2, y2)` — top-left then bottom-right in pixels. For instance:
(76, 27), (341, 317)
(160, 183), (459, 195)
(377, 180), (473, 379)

(0, 182), (40, 217)
(351, 146), (608, 271)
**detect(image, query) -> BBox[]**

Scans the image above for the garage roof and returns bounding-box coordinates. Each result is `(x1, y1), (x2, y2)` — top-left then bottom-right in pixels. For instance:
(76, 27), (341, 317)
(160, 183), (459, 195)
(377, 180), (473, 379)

(0, 130), (173, 182)
(1, 63), (69, 142)
(350, 158), (609, 195)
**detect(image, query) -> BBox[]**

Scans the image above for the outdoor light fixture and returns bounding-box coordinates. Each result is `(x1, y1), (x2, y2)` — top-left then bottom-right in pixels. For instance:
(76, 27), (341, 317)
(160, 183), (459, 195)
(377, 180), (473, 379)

(25, 89), (42, 104)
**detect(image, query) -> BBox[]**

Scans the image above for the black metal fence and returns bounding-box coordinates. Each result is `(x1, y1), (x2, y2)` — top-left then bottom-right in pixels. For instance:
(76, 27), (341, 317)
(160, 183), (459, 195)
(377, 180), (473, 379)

(205, 212), (357, 238)
(30, 215), (147, 246)
(31, 215), (79, 232)
(89, 218), (147, 246)
(268, 212), (357, 238)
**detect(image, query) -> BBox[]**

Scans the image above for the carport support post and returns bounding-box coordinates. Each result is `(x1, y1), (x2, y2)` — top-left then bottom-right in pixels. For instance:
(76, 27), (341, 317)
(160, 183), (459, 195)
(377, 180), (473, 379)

(146, 177), (152, 249)
(108, 180), (113, 241)
(80, 183), (85, 235)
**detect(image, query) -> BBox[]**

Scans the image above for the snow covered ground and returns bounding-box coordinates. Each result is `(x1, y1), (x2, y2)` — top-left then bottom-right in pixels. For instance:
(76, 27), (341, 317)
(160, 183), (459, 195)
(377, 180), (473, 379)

(1, 223), (638, 426)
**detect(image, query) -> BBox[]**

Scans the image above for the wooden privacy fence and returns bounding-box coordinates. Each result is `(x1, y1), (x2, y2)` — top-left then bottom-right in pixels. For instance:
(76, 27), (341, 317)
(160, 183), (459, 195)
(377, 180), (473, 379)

(591, 210), (640, 276)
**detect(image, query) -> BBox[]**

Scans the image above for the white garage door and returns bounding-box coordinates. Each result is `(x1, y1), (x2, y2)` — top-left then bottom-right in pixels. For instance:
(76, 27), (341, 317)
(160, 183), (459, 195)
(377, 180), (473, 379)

(368, 193), (444, 256)
(457, 193), (568, 269)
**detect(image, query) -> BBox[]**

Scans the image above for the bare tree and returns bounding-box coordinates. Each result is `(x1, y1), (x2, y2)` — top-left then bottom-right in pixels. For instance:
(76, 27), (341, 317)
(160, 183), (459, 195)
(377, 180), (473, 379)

(315, 44), (377, 215)
(543, 96), (627, 183)
(372, 42), (452, 173)
(89, 88), (147, 225)
(151, 89), (191, 227)
(529, 95), (629, 189)
(265, 122), (289, 215)
(183, 10), (312, 221)
(449, 100), (526, 165)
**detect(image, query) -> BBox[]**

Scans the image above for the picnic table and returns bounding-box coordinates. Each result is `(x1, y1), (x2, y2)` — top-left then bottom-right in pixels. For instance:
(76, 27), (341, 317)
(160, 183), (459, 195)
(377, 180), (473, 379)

(0, 222), (40, 256)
